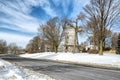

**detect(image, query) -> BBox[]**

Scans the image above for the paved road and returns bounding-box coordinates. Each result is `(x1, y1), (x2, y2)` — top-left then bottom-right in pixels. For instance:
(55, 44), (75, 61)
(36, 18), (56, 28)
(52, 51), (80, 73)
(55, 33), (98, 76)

(1, 55), (120, 80)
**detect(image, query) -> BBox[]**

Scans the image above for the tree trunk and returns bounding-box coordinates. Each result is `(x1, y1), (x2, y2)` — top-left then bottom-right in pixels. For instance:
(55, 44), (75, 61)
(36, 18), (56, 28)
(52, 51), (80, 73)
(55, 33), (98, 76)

(99, 40), (103, 55)
(55, 46), (58, 53)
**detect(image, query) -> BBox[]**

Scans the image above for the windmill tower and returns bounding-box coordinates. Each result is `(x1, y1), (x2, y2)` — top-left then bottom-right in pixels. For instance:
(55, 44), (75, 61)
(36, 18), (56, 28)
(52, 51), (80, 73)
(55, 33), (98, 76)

(60, 18), (82, 53)
(64, 26), (75, 52)
(64, 26), (82, 53)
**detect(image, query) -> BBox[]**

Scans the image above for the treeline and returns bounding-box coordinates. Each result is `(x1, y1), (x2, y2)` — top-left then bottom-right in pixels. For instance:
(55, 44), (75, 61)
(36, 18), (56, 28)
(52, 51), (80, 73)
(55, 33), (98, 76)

(0, 39), (24, 54)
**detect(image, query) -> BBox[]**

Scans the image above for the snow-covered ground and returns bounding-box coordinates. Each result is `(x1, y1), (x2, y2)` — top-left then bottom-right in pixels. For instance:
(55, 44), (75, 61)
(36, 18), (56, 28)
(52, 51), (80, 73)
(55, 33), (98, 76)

(20, 52), (120, 69)
(0, 59), (55, 80)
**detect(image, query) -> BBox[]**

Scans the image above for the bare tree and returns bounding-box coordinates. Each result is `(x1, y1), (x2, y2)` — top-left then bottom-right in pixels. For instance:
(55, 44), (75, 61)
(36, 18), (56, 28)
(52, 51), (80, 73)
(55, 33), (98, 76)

(110, 32), (118, 49)
(85, 19), (112, 49)
(8, 43), (21, 54)
(26, 40), (33, 53)
(0, 39), (8, 54)
(83, 0), (120, 55)
(26, 36), (43, 53)
(39, 17), (63, 53)
(84, 18), (100, 47)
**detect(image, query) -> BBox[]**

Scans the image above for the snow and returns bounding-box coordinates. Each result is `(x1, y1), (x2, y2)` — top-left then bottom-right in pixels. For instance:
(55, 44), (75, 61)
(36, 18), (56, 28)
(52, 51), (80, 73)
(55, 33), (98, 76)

(20, 52), (120, 68)
(0, 59), (55, 80)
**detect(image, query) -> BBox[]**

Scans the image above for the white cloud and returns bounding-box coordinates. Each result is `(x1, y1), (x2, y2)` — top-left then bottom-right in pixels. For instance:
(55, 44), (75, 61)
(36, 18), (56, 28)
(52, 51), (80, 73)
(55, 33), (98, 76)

(25, 0), (57, 17)
(0, 32), (32, 48)
(0, 2), (40, 32)
(39, 0), (57, 17)
(0, 0), (58, 33)
(70, 0), (90, 18)
(0, 0), (90, 48)
(61, 0), (71, 15)
(0, 0), (56, 48)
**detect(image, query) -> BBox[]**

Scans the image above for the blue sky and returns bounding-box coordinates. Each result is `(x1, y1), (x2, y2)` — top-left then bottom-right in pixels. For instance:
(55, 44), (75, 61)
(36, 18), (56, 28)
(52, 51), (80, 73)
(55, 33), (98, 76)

(0, 0), (90, 48)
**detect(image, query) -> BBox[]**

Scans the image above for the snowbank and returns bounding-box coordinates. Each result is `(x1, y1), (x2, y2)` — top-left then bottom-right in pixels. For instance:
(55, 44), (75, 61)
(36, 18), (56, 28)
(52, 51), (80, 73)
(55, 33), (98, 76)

(0, 59), (55, 80)
(20, 52), (120, 69)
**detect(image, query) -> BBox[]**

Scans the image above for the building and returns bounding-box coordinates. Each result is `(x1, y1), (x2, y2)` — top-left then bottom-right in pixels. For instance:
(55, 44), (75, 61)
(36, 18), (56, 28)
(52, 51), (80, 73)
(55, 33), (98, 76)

(60, 26), (81, 52)
(64, 26), (76, 52)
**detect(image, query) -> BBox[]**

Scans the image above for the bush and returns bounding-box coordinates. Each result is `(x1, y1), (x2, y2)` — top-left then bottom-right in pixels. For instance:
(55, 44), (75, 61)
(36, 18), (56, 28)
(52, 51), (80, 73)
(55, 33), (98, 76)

(88, 49), (98, 54)
(82, 48), (87, 53)
(116, 48), (120, 54)
(104, 47), (111, 51)
(116, 33), (120, 54)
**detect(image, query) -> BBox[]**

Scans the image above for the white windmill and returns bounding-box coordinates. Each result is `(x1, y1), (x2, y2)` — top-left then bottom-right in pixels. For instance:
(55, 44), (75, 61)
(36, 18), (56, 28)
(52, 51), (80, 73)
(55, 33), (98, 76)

(63, 18), (82, 53)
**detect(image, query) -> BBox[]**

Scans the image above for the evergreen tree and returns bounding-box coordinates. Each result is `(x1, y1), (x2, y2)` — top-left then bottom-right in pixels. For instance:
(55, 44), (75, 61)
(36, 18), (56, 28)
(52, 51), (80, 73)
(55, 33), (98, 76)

(116, 33), (120, 54)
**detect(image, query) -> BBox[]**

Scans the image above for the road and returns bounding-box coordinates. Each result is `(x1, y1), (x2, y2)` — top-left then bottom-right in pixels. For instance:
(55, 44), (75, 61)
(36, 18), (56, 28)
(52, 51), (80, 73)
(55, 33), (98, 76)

(1, 54), (120, 80)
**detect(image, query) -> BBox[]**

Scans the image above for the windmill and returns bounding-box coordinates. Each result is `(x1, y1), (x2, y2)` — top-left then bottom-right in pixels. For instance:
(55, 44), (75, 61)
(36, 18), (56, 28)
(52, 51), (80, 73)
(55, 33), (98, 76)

(62, 17), (83, 53)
